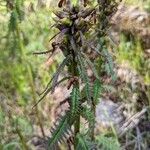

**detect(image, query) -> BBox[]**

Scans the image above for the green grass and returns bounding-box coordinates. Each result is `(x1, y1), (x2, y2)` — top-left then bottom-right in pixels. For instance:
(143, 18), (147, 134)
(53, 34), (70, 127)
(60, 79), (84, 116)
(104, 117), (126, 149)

(116, 35), (150, 85)
(0, 3), (62, 148)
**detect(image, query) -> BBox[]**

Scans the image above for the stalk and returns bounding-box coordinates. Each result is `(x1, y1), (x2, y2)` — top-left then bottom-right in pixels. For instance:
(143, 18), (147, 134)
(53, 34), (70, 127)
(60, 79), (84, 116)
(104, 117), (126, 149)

(72, 53), (80, 149)
(70, 35), (80, 148)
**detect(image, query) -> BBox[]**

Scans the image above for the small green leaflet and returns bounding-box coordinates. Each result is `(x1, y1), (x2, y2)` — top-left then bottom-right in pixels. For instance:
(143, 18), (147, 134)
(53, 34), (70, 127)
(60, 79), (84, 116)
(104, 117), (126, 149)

(70, 86), (80, 120)
(48, 111), (72, 148)
(81, 52), (100, 80)
(51, 54), (72, 93)
(80, 106), (94, 123)
(102, 49), (117, 81)
(76, 133), (96, 150)
(32, 76), (71, 109)
(76, 134), (90, 150)
(77, 53), (92, 104)
(93, 79), (102, 104)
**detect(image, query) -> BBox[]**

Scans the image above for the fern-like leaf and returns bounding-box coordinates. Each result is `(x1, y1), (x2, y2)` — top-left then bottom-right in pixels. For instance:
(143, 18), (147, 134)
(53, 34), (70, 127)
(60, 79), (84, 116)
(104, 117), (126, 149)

(93, 79), (102, 105)
(80, 106), (94, 124)
(70, 86), (80, 120)
(80, 104), (95, 139)
(81, 52), (100, 80)
(76, 133), (96, 150)
(51, 54), (72, 93)
(102, 49), (116, 81)
(32, 76), (71, 108)
(77, 53), (92, 104)
(48, 111), (73, 149)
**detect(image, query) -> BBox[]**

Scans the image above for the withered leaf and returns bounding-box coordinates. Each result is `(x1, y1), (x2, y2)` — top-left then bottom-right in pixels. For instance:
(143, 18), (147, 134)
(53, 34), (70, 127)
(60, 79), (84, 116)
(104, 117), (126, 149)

(58, 0), (66, 8)
(79, 8), (95, 18)
(53, 11), (68, 19)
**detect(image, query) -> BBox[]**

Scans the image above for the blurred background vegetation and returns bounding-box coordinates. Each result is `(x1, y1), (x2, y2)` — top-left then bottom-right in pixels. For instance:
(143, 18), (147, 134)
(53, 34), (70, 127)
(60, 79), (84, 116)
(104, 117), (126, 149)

(0, 0), (149, 149)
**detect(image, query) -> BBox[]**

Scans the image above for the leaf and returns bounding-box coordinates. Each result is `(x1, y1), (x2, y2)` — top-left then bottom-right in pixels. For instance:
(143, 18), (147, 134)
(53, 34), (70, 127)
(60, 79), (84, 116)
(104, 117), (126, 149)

(80, 102), (95, 139)
(81, 52), (100, 80)
(102, 49), (116, 81)
(80, 106), (94, 123)
(77, 134), (89, 150)
(39, 76), (54, 96)
(79, 8), (95, 18)
(58, 0), (66, 8)
(40, 55), (71, 95)
(48, 111), (73, 149)
(93, 79), (102, 104)
(57, 28), (69, 44)
(32, 76), (71, 109)
(77, 53), (92, 104)
(76, 133), (96, 150)
(49, 32), (61, 42)
(53, 11), (68, 19)
(70, 86), (80, 120)
(51, 55), (72, 93)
